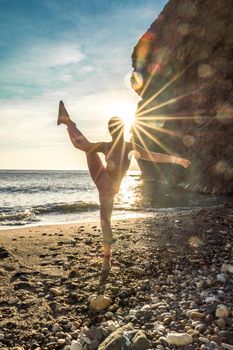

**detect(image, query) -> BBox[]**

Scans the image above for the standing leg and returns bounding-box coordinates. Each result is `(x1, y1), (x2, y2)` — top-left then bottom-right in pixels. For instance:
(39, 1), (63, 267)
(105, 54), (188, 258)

(99, 191), (114, 271)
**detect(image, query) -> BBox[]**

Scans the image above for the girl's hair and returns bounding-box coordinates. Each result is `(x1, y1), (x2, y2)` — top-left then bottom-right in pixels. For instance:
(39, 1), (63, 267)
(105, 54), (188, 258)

(108, 116), (124, 137)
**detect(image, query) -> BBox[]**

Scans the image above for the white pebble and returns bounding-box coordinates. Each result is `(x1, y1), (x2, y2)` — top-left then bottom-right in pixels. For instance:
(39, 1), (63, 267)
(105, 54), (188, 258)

(50, 287), (62, 296)
(221, 343), (233, 350)
(141, 304), (151, 311)
(70, 341), (83, 350)
(157, 325), (165, 332)
(82, 336), (92, 345)
(166, 332), (193, 346)
(64, 346), (71, 350)
(132, 266), (145, 275)
(167, 293), (177, 301)
(106, 320), (119, 332)
(205, 296), (217, 304)
(221, 264), (233, 273)
(52, 323), (61, 332)
(199, 336), (209, 343)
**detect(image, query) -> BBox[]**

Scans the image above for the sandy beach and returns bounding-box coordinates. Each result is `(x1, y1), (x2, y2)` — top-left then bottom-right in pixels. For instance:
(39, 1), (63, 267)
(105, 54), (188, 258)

(0, 204), (233, 349)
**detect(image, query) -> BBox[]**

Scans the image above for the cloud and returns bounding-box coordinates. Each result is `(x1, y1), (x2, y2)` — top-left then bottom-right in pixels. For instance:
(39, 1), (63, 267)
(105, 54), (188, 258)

(0, 0), (168, 169)
(27, 42), (85, 68)
(0, 41), (85, 97)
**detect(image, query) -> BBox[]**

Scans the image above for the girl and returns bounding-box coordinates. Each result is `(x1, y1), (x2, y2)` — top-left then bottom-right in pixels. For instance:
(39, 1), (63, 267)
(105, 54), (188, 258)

(57, 101), (191, 271)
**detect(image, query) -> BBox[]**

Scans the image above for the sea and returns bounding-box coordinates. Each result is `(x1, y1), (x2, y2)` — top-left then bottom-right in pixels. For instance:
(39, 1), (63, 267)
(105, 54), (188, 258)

(0, 169), (231, 228)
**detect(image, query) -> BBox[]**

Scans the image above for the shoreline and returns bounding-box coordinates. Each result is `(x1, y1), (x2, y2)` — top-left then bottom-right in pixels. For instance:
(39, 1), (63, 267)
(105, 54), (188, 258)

(0, 210), (151, 231)
(0, 203), (227, 231)
(0, 203), (233, 349)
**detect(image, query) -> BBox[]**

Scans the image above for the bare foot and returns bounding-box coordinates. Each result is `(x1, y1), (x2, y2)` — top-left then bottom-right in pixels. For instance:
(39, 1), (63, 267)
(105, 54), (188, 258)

(102, 255), (111, 272)
(57, 101), (71, 126)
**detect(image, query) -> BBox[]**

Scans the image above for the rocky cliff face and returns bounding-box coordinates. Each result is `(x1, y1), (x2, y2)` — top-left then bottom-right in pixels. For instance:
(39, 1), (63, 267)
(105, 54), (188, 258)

(131, 0), (233, 194)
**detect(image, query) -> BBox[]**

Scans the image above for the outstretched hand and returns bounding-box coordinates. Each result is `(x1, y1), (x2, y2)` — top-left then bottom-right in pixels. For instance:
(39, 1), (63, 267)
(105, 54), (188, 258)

(176, 157), (191, 169)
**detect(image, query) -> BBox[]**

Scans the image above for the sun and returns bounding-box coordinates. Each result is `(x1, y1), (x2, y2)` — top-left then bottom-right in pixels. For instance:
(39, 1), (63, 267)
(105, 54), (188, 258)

(104, 99), (137, 139)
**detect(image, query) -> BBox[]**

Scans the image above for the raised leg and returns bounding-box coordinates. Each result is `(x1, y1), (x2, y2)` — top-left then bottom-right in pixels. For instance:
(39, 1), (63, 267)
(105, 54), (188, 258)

(67, 125), (105, 184)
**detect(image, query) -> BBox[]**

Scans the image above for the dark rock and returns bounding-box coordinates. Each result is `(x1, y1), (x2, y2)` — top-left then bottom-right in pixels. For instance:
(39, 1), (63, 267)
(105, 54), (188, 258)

(98, 324), (136, 350)
(219, 331), (233, 345)
(131, 0), (233, 194)
(0, 246), (10, 259)
(131, 330), (150, 350)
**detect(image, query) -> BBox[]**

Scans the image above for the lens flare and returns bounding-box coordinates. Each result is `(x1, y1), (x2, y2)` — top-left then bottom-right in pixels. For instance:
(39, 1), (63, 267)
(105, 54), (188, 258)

(131, 71), (144, 90)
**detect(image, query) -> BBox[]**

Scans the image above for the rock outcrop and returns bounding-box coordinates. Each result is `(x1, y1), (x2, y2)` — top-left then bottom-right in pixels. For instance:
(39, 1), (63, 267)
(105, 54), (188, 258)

(98, 324), (150, 350)
(131, 0), (233, 194)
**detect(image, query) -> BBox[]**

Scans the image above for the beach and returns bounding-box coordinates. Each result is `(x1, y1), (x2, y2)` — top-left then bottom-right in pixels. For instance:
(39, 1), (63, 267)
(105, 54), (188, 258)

(0, 204), (233, 349)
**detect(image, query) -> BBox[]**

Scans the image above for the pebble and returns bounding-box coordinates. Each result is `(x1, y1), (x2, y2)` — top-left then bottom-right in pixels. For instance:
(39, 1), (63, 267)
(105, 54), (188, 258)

(215, 304), (230, 318)
(205, 296), (218, 303)
(131, 330), (150, 349)
(221, 264), (233, 273)
(141, 304), (151, 311)
(105, 320), (119, 332)
(0, 333), (4, 340)
(82, 336), (92, 345)
(89, 295), (112, 311)
(164, 332), (193, 346)
(219, 331), (233, 344)
(222, 344), (233, 350)
(189, 311), (206, 320)
(199, 336), (210, 343)
(215, 318), (226, 328)
(207, 340), (222, 349)
(167, 293), (177, 301)
(52, 323), (61, 332)
(47, 342), (57, 348)
(210, 335), (221, 344)
(70, 341), (83, 350)
(132, 266), (145, 275)
(216, 273), (226, 283)
(49, 287), (63, 296)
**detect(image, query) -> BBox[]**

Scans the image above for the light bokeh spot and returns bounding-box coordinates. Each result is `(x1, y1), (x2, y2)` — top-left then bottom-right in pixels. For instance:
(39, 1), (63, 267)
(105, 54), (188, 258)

(198, 64), (214, 78)
(178, 23), (190, 36)
(189, 235), (204, 247)
(216, 103), (233, 124)
(215, 160), (233, 179)
(183, 134), (195, 147)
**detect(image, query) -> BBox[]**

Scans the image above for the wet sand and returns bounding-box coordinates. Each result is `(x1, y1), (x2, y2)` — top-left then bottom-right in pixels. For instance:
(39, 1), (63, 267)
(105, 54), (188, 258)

(0, 204), (233, 349)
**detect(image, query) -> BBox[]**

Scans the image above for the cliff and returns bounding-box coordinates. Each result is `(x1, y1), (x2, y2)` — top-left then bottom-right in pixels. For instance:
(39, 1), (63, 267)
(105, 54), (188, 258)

(131, 0), (233, 194)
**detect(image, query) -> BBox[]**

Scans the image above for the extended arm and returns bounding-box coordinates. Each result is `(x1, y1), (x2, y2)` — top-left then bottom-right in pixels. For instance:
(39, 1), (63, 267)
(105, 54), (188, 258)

(130, 143), (191, 169)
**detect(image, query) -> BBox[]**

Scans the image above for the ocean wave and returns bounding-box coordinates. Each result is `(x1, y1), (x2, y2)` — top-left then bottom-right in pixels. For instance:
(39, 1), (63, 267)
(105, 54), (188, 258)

(0, 200), (148, 226)
(0, 184), (92, 194)
(0, 201), (100, 226)
(0, 209), (39, 226)
(33, 201), (99, 214)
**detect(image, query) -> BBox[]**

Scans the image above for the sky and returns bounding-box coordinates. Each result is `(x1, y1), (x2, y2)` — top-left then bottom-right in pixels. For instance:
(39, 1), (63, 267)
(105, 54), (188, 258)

(0, 0), (167, 170)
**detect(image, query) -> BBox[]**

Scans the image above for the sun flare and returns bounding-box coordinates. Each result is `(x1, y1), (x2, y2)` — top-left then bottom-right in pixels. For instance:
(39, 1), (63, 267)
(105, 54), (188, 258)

(104, 99), (137, 139)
